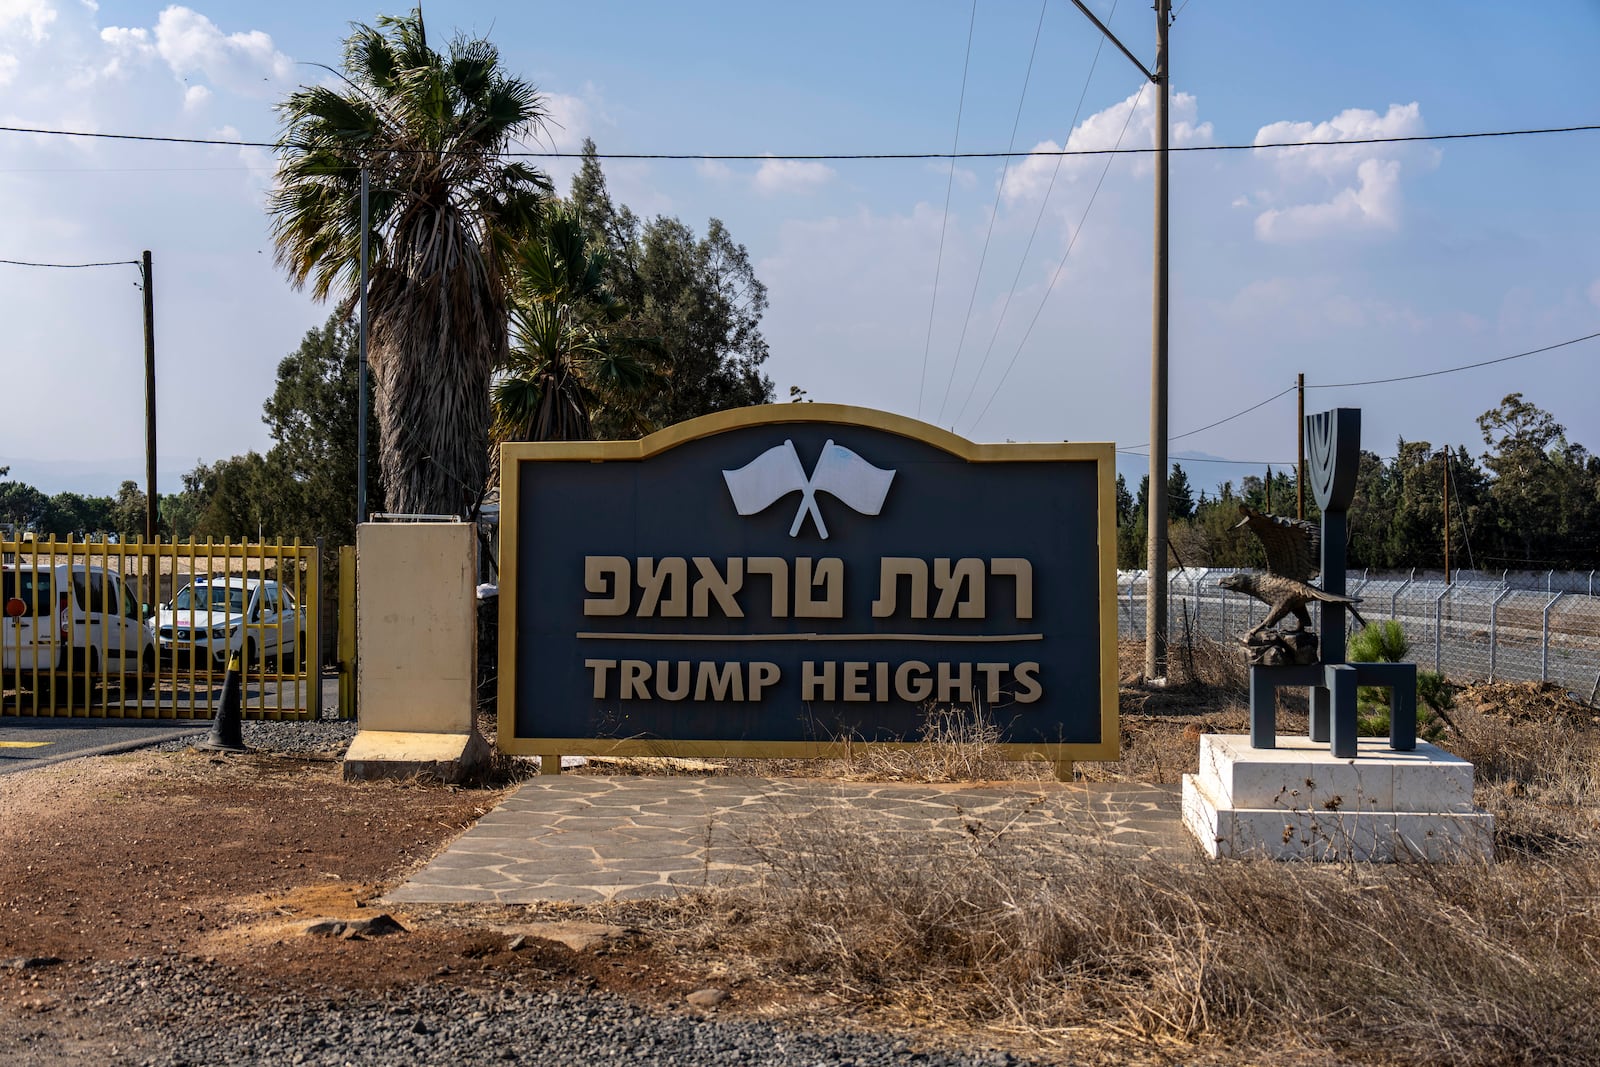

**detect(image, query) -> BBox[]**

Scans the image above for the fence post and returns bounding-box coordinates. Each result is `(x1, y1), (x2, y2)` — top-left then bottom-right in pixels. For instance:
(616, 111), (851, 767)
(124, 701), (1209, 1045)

(1433, 584), (1449, 675)
(1489, 585), (1512, 681)
(1392, 568), (1415, 620)
(1541, 591), (1565, 682)
(1221, 578), (1229, 640)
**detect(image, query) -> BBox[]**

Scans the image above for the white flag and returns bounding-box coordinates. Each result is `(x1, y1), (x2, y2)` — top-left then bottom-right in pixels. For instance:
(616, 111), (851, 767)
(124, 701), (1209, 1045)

(809, 440), (895, 517)
(722, 438), (897, 539)
(722, 440), (808, 516)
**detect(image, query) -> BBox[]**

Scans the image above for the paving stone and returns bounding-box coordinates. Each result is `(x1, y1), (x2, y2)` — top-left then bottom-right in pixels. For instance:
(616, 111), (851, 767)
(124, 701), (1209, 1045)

(387, 776), (1188, 905)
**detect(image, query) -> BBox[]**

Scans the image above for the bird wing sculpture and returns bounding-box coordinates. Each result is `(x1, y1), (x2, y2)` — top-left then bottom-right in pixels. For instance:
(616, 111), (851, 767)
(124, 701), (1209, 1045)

(1221, 504), (1366, 637)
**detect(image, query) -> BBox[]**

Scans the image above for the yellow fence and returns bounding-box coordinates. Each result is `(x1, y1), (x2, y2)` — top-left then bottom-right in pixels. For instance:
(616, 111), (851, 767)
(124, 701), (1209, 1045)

(1, 538), (320, 720)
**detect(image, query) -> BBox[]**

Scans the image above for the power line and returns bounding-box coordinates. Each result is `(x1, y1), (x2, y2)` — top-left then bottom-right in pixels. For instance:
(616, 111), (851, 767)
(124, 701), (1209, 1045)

(934, 0), (1050, 426)
(963, 81), (1148, 433)
(0, 258), (139, 268)
(1117, 449), (1295, 467)
(917, 0), (980, 421)
(1, 121), (1596, 161)
(1123, 384), (1296, 451)
(1306, 330), (1600, 388)
(949, 0), (1122, 432)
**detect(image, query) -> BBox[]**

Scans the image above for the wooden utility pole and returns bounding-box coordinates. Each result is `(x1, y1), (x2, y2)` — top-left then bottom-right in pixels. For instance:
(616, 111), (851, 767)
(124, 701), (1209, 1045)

(1146, 0), (1171, 680)
(141, 250), (157, 542)
(1067, 0), (1171, 681)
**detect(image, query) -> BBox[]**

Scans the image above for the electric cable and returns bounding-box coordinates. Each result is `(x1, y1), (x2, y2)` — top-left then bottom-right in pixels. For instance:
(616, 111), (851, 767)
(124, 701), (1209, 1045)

(1, 121), (1595, 161)
(951, 0), (1121, 433)
(934, 0), (1050, 426)
(917, 0), (979, 420)
(964, 80), (1147, 433)
(1306, 330), (1600, 388)
(1122, 384), (1296, 450)
(0, 258), (139, 268)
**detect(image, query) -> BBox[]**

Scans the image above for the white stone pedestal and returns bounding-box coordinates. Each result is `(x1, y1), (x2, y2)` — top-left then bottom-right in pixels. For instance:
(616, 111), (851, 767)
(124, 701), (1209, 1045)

(1182, 734), (1494, 862)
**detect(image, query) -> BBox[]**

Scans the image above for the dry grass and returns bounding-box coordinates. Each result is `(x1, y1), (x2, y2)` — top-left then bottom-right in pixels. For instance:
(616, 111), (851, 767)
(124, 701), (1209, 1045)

(651, 655), (1600, 1063)
(694, 803), (1600, 1064)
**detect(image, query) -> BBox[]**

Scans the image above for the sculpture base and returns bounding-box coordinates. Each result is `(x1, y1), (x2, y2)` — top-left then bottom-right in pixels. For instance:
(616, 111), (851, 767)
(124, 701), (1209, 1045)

(1182, 734), (1493, 862)
(342, 729), (489, 785)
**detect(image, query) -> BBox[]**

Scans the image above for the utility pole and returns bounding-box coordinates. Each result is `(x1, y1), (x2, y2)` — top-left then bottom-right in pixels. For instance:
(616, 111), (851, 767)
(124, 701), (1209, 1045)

(1296, 373), (1305, 519)
(1442, 449), (1451, 583)
(141, 250), (157, 542)
(1068, 0), (1171, 682)
(357, 169), (371, 530)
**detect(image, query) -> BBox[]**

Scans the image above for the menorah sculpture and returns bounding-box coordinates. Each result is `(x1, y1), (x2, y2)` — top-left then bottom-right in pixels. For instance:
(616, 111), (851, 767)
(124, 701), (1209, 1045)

(1238, 408), (1416, 759)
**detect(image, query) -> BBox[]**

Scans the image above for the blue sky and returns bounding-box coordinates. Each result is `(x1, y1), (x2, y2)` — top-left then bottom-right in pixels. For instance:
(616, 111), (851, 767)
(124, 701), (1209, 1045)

(1, 0), (1596, 497)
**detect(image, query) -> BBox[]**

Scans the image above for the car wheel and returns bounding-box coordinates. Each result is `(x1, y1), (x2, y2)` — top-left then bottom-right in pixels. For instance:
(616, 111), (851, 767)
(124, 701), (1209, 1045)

(245, 638), (258, 675)
(296, 631), (307, 671)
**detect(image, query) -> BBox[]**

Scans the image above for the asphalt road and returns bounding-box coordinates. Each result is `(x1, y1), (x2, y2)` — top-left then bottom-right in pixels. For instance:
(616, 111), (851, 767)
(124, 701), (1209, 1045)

(0, 716), (209, 775)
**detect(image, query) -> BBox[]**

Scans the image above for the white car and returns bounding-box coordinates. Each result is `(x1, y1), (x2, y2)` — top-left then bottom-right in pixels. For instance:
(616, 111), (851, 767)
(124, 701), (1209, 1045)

(2, 563), (157, 694)
(151, 577), (304, 672)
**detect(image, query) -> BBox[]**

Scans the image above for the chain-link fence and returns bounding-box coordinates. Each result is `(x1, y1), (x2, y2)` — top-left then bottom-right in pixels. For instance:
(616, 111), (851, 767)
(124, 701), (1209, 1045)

(1119, 568), (1600, 699)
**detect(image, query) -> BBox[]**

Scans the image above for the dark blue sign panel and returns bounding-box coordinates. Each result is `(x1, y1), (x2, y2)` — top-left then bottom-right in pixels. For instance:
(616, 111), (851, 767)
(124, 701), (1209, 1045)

(499, 406), (1117, 762)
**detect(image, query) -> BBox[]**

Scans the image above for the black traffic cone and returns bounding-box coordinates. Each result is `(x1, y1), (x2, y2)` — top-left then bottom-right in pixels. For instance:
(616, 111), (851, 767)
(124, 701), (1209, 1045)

(197, 653), (248, 753)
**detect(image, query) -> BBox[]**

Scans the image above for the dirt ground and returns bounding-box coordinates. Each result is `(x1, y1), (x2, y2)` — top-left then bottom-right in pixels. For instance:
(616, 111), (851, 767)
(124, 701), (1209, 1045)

(0, 661), (1594, 1065)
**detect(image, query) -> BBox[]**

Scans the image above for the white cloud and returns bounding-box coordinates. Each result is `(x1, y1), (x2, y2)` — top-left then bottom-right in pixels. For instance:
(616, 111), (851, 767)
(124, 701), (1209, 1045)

(1588, 278), (1600, 309)
(1000, 89), (1212, 207)
(0, 53), (17, 85)
(754, 156), (836, 195)
(695, 159), (734, 182)
(538, 91), (594, 153)
(182, 82), (209, 111)
(150, 6), (293, 96)
(1250, 102), (1425, 242)
(0, 0), (58, 44)
(1255, 157), (1402, 242)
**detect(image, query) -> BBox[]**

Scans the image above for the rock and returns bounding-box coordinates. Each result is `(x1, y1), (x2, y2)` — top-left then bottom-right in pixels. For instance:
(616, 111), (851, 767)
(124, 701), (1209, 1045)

(493, 921), (631, 953)
(301, 913), (406, 940)
(2, 956), (62, 970)
(686, 988), (730, 1009)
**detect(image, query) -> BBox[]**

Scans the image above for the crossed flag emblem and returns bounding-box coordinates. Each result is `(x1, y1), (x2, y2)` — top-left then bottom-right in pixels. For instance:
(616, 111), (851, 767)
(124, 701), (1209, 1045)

(722, 439), (896, 539)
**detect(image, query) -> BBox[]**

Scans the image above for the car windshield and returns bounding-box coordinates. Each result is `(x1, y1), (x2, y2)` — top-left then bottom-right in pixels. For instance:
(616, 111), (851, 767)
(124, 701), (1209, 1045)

(174, 585), (246, 614)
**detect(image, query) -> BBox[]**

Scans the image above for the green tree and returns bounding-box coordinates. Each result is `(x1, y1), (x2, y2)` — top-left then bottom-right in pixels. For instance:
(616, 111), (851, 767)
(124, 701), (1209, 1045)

(568, 141), (773, 434)
(0, 477), (50, 530)
(270, 8), (551, 518)
(261, 313), (385, 545)
(492, 203), (656, 443)
(1168, 463), (1195, 521)
(106, 481), (148, 539)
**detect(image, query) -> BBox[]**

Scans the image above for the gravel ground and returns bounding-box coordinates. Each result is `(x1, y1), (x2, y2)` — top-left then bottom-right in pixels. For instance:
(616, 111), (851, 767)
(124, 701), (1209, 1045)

(114, 718), (1040, 1066)
(9, 956), (1034, 1067)
(149, 710), (357, 757)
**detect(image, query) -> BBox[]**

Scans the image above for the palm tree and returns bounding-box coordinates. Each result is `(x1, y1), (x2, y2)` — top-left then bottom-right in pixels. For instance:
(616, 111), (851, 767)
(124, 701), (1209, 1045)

(269, 8), (550, 518)
(492, 204), (657, 444)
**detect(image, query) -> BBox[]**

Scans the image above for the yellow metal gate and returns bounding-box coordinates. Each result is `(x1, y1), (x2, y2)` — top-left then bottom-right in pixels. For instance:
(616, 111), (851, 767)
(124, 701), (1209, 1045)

(1, 538), (320, 720)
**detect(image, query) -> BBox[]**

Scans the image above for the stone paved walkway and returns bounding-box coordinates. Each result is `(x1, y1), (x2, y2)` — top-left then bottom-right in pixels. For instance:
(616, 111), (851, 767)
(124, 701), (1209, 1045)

(385, 777), (1193, 905)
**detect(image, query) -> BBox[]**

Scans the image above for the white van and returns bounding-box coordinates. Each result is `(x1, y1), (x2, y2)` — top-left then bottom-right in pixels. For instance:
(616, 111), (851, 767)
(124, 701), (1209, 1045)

(2, 563), (157, 695)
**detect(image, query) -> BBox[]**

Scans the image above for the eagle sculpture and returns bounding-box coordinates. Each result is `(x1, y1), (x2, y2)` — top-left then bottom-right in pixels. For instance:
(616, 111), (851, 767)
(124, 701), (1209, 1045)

(1220, 504), (1366, 638)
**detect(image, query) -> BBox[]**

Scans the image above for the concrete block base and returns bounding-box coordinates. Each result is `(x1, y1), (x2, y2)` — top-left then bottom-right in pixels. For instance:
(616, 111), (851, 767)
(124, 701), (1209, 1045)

(342, 729), (490, 785)
(1182, 734), (1494, 862)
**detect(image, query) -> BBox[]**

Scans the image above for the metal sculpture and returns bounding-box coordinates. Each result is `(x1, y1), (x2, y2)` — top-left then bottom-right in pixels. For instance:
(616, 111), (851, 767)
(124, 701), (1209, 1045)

(1244, 408), (1417, 758)
(1223, 505), (1367, 663)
